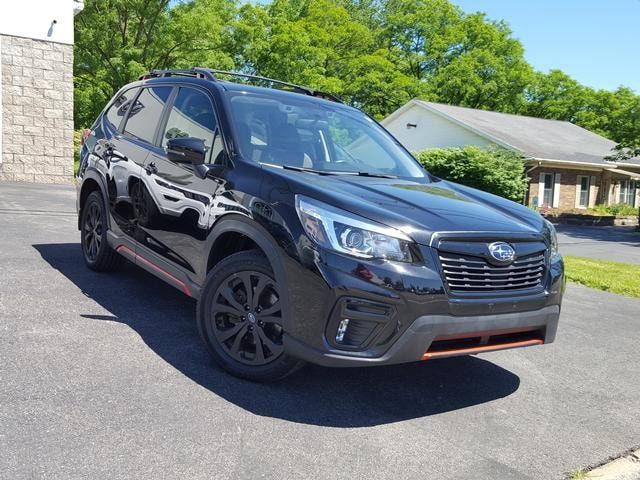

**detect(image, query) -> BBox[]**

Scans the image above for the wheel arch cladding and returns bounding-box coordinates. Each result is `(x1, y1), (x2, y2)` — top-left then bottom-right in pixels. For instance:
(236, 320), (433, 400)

(78, 177), (102, 230)
(204, 215), (292, 331)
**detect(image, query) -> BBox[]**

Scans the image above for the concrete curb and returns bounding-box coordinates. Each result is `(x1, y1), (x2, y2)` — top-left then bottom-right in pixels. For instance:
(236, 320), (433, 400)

(576, 448), (640, 480)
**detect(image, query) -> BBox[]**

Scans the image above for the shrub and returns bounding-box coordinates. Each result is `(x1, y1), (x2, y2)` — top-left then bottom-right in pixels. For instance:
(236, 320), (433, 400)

(73, 129), (83, 175)
(414, 146), (529, 203)
(590, 203), (638, 216)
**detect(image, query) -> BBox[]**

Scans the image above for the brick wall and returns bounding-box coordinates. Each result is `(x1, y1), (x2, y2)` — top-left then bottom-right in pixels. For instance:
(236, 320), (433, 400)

(0, 34), (74, 183)
(527, 167), (602, 210)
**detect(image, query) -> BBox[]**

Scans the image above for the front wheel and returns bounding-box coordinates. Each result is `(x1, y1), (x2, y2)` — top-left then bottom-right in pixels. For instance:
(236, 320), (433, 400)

(197, 250), (305, 382)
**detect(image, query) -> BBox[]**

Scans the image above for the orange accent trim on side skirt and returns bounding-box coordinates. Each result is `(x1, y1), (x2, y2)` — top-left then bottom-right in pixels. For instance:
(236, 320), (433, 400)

(116, 245), (192, 297)
(421, 339), (543, 360)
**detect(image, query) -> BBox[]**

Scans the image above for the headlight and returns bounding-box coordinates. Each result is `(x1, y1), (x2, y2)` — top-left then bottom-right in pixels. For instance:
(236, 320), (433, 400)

(543, 219), (559, 257)
(296, 196), (413, 262)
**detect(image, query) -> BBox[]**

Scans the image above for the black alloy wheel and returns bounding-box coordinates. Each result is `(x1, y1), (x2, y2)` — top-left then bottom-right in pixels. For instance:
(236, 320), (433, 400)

(83, 201), (103, 262)
(211, 270), (284, 365)
(80, 191), (122, 271)
(197, 250), (305, 381)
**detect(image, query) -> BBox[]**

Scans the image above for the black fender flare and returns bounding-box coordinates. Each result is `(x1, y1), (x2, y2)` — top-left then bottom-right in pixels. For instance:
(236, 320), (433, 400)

(201, 214), (292, 331)
(77, 167), (111, 230)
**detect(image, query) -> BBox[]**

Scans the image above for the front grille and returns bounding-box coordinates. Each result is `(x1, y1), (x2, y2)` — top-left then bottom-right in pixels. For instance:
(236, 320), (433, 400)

(439, 251), (546, 293)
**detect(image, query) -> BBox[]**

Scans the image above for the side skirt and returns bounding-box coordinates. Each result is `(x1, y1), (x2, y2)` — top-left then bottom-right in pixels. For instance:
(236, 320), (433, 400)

(106, 231), (201, 299)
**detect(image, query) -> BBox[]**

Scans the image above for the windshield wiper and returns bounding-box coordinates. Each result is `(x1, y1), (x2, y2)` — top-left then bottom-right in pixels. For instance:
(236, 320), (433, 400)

(279, 164), (349, 175)
(266, 163), (399, 178)
(355, 171), (398, 179)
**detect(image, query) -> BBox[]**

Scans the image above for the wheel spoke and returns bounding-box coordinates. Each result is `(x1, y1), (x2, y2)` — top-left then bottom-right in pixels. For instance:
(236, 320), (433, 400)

(259, 300), (280, 317)
(229, 324), (248, 355)
(256, 314), (281, 325)
(220, 287), (246, 313)
(257, 327), (281, 353)
(252, 275), (269, 310)
(254, 331), (266, 362)
(217, 321), (245, 342)
(236, 272), (254, 310)
(213, 303), (244, 317)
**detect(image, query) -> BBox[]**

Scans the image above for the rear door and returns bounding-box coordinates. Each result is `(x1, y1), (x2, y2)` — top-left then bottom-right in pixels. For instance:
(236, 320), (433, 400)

(114, 85), (173, 243)
(139, 86), (226, 275)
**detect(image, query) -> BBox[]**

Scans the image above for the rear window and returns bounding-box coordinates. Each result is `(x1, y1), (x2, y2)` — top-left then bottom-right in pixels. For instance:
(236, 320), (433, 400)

(104, 89), (137, 131)
(123, 86), (172, 144)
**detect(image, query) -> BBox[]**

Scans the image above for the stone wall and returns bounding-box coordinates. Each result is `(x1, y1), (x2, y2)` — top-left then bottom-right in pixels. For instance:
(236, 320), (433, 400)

(0, 34), (74, 183)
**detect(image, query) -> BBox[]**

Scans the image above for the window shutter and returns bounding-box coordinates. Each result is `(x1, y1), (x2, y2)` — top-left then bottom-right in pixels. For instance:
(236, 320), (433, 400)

(589, 176), (597, 207)
(553, 173), (561, 208)
(538, 173), (545, 206)
(574, 178), (581, 208)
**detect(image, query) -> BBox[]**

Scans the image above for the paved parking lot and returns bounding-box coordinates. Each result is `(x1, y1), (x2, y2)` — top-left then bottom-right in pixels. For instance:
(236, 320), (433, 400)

(557, 224), (640, 264)
(1, 182), (639, 480)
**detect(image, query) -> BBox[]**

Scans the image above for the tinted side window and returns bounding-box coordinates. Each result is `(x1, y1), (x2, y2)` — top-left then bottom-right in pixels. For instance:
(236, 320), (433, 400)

(123, 86), (172, 144)
(104, 88), (137, 132)
(162, 88), (221, 163)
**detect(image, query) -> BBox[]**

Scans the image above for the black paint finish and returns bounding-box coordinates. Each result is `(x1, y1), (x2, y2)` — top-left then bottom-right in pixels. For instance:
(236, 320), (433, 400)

(76, 74), (565, 368)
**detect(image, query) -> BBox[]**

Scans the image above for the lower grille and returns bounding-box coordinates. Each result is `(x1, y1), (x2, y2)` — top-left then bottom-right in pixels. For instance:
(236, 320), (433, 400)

(439, 251), (546, 293)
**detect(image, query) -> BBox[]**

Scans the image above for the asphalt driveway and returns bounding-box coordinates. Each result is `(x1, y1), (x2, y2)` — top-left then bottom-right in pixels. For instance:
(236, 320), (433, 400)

(1, 182), (639, 480)
(557, 224), (640, 264)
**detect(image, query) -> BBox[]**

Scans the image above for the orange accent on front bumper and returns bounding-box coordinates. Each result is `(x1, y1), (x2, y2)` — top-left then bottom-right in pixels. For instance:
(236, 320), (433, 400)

(421, 338), (543, 360)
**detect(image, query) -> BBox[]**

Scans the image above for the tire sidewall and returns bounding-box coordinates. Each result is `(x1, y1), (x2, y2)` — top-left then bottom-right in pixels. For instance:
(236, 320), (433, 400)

(81, 191), (108, 268)
(196, 250), (303, 382)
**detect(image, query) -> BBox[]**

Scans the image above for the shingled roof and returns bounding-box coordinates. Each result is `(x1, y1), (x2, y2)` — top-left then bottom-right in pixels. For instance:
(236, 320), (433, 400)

(410, 100), (640, 167)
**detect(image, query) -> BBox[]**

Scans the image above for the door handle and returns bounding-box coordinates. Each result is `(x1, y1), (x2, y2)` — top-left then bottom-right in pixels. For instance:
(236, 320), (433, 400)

(145, 162), (158, 175)
(104, 142), (128, 162)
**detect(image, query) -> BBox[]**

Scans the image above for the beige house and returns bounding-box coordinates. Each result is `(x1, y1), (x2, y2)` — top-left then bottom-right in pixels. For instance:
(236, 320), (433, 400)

(0, 0), (83, 184)
(383, 99), (640, 209)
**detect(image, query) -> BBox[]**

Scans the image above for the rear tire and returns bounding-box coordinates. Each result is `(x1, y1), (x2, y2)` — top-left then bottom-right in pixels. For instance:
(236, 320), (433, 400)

(80, 191), (122, 272)
(197, 250), (305, 382)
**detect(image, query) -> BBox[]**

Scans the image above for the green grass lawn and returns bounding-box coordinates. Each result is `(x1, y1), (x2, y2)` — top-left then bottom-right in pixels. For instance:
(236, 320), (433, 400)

(564, 256), (640, 298)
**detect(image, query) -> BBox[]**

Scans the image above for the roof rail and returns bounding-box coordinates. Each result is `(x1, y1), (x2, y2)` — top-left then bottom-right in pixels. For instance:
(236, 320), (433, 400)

(138, 68), (216, 81)
(207, 69), (343, 103)
(138, 67), (342, 103)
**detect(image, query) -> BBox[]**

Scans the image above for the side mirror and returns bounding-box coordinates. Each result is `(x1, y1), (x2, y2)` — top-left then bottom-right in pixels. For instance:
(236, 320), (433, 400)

(166, 137), (206, 165)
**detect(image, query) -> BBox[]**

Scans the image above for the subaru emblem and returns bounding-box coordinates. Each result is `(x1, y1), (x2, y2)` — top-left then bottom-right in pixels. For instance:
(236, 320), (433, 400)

(488, 242), (516, 265)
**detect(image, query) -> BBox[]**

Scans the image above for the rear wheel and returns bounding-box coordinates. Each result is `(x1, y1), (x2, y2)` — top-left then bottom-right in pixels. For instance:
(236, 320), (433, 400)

(197, 250), (305, 382)
(80, 191), (122, 271)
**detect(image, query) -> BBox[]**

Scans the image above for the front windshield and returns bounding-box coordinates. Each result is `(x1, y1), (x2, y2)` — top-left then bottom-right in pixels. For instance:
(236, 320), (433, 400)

(227, 92), (426, 178)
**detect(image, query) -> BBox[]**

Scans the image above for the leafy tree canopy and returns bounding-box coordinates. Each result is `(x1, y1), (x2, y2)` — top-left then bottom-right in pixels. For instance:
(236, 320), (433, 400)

(73, 0), (640, 158)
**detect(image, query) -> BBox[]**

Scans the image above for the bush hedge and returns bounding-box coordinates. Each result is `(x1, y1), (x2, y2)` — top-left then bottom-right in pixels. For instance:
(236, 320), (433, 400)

(414, 146), (529, 203)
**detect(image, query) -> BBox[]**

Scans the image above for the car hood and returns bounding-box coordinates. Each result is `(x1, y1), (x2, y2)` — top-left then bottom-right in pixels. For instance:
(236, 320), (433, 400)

(277, 171), (545, 245)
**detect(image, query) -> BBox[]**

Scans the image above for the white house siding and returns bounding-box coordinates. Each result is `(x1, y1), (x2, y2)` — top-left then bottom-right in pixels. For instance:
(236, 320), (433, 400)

(383, 104), (495, 152)
(0, 0), (76, 183)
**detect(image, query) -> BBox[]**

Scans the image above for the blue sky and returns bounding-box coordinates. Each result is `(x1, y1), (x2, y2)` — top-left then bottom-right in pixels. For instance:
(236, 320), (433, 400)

(453, 0), (640, 93)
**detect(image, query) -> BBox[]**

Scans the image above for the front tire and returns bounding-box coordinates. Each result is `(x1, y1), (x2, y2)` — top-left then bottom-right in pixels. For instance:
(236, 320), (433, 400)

(80, 191), (122, 271)
(197, 250), (305, 382)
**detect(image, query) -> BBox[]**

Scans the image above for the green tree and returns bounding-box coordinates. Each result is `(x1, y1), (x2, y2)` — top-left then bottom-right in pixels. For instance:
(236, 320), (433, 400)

(523, 70), (590, 122)
(74, 0), (236, 127)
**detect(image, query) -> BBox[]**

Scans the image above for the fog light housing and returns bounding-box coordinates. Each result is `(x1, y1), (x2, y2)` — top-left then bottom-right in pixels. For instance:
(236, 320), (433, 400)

(336, 319), (350, 343)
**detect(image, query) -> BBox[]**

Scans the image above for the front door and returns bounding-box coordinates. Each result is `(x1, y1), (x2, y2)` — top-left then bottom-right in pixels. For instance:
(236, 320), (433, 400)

(138, 86), (225, 275)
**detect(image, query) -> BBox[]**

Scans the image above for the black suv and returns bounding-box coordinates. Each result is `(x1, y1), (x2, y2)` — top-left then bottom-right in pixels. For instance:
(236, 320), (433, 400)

(77, 68), (565, 381)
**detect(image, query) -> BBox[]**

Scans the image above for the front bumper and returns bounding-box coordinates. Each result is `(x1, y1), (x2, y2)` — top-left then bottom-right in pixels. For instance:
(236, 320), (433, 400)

(285, 305), (559, 367)
(282, 240), (564, 367)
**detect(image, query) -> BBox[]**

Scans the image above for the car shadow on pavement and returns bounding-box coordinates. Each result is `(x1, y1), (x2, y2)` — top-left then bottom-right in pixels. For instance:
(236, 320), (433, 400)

(35, 243), (521, 428)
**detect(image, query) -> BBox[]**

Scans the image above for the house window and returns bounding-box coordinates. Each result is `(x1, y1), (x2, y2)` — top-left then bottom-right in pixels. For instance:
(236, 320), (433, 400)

(618, 180), (638, 207)
(577, 175), (590, 208)
(541, 173), (555, 206)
